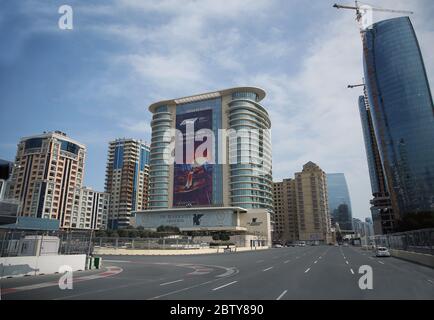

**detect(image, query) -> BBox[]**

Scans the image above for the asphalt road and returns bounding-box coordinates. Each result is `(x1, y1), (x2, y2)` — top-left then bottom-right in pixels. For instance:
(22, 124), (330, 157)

(1, 246), (433, 300)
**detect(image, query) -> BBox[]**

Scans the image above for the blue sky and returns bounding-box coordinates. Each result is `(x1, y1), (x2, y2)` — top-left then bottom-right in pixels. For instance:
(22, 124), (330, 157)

(0, 0), (433, 220)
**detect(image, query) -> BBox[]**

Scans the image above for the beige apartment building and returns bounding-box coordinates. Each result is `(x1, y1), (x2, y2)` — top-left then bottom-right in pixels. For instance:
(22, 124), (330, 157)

(105, 139), (150, 229)
(272, 179), (298, 243)
(295, 162), (332, 244)
(273, 162), (333, 244)
(8, 131), (86, 228)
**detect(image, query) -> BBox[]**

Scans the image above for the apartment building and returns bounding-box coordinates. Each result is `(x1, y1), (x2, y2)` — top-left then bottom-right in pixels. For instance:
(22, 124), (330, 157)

(72, 187), (109, 230)
(272, 179), (298, 243)
(8, 131), (86, 228)
(105, 139), (150, 228)
(272, 162), (333, 244)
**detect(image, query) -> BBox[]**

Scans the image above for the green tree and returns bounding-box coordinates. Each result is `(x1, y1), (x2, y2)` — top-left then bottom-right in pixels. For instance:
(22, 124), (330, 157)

(128, 229), (139, 238)
(95, 230), (107, 237)
(156, 225), (180, 234)
(117, 229), (129, 238)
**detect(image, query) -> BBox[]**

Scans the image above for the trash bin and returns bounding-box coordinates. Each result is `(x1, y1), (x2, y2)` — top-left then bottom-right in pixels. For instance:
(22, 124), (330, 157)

(93, 256), (102, 269)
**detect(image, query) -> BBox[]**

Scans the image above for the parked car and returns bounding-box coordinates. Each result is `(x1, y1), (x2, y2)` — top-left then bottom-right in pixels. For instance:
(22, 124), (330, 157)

(375, 247), (391, 257)
(273, 244), (283, 248)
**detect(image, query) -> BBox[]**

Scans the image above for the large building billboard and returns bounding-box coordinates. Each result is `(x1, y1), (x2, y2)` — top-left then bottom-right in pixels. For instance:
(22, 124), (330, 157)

(173, 109), (213, 207)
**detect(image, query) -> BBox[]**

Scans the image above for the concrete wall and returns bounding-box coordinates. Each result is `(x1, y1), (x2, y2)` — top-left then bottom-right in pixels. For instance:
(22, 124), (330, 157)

(0, 254), (87, 278)
(94, 246), (268, 256)
(240, 209), (272, 246)
(390, 249), (434, 268)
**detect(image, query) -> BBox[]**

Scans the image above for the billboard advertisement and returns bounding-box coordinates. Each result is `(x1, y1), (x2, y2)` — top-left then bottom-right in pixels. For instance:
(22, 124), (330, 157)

(173, 109), (213, 207)
(135, 210), (237, 230)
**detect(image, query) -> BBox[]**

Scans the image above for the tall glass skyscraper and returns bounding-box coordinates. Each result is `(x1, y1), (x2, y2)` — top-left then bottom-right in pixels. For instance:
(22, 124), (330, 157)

(358, 95), (395, 234)
(327, 173), (353, 231)
(363, 17), (434, 225)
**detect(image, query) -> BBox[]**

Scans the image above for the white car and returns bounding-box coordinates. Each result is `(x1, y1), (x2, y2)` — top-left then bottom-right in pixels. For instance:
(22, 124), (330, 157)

(375, 247), (391, 257)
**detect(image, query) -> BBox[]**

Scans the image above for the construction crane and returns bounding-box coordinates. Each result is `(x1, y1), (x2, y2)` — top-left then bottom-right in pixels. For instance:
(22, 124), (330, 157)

(333, 1), (413, 25)
(347, 83), (365, 89)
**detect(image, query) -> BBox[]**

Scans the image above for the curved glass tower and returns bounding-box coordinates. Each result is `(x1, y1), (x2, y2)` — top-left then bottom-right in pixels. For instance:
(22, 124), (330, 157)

(363, 17), (434, 219)
(147, 87), (273, 213)
(228, 91), (273, 211)
(326, 173), (353, 231)
(148, 105), (172, 209)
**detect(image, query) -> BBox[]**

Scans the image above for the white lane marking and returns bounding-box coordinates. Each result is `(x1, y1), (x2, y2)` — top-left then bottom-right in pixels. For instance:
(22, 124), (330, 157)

(284, 260), (290, 264)
(160, 279), (184, 286)
(314, 260), (318, 264)
(378, 261), (385, 265)
(263, 267), (274, 272)
(350, 269), (354, 274)
(427, 279), (434, 285)
(295, 256), (300, 259)
(319, 256), (322, 259)
(276, 290), (288, 300)
(103, 260), (131, 263)
(216, 267), (237, 278)
(256, 260), (264, 263)
(345, 261), (349, 265)
(304, 268), (311, 273)
(212, 281), (238, 291)
(149, 279), (217, 300)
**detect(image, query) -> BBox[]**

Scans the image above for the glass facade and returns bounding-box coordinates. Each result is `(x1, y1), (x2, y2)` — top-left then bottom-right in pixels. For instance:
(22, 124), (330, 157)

(148, 105), (171, 208)
(59, 140), (80, 155)
(363, 17), (434, 218)
(326, 173), (353, 231)
(229, 91), (273, 212)
(24, 138), (43, 150)
(358, 96), (381, 196)
(358, 95), (395, 234)
(147, 88), (273, 212)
